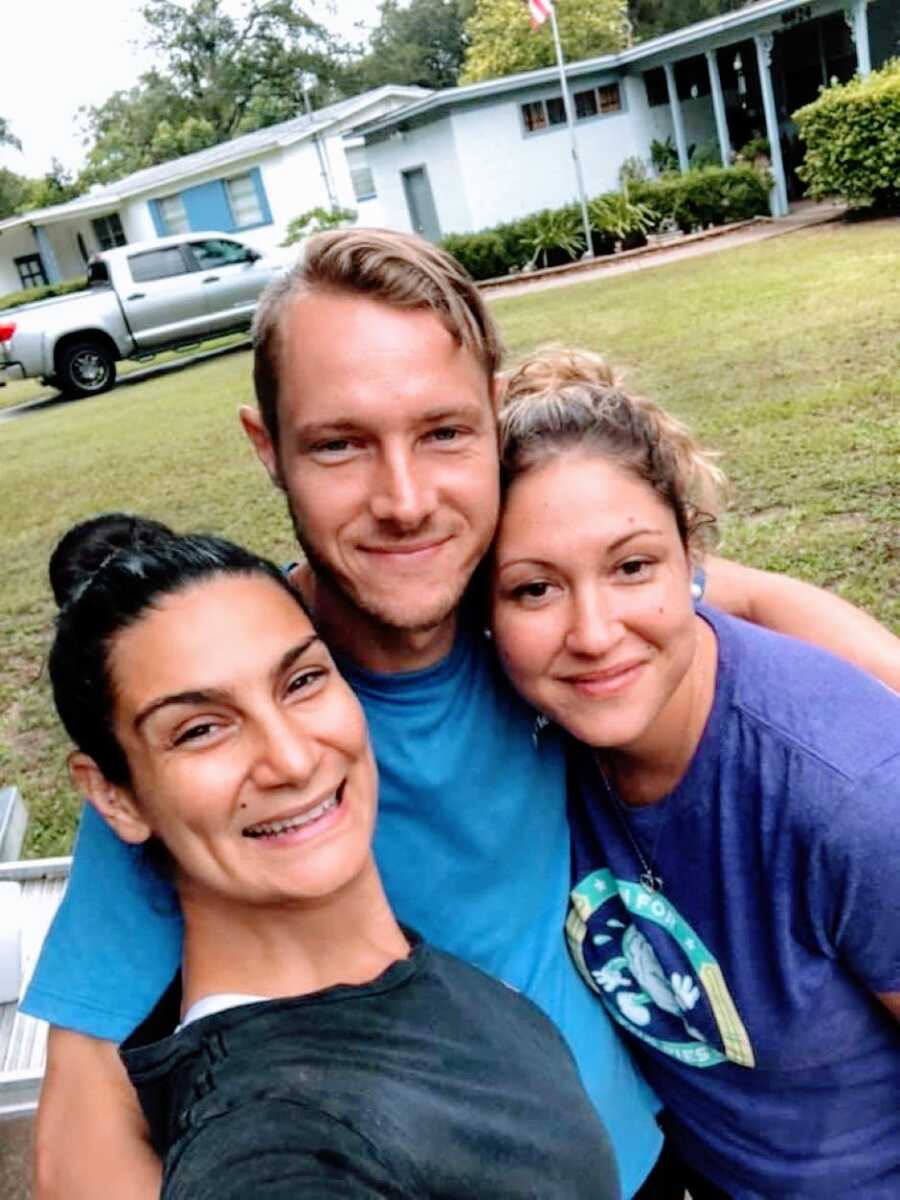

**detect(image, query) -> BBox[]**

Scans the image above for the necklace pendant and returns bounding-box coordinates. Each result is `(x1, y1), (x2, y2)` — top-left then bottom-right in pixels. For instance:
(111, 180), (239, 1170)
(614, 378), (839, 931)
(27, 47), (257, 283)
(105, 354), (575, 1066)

(640, 869), (663, 893)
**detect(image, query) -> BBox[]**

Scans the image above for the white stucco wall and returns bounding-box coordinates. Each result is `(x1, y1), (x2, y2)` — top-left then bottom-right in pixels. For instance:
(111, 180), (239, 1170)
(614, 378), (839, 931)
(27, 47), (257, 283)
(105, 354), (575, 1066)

(366, 116), (470, 239)
(449, 76), (643, 231)
(0, 225), (41, 294)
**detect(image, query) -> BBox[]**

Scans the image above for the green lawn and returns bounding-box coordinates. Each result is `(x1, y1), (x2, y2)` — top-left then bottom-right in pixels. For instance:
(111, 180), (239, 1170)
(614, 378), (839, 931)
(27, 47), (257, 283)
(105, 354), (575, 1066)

(0, 332), (250, 411)
(1, 218), (898, 857)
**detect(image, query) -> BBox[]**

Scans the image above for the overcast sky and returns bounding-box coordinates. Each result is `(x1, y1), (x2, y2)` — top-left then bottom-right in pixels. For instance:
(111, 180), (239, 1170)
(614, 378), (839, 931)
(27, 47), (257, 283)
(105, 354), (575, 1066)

(0, 0), (382, 177)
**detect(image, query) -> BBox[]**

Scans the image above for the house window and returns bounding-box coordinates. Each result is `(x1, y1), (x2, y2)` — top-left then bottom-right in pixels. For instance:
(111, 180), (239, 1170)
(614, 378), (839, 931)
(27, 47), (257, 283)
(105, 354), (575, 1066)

(15, 254), (47, 288)
(521, 100), (548, 133)
(521, 96), (567, 132)
(598, 83), (622, 113)
(92, 212), (127, 250)
(523, 86), (620, 134)
(128, 245), (189, 283)
(574, 89), (599, 119)
(545, 97), (566, 125)
(346, 145), (376, 201)
(225, 173), (264, 228)
(158, 194), (190, 235)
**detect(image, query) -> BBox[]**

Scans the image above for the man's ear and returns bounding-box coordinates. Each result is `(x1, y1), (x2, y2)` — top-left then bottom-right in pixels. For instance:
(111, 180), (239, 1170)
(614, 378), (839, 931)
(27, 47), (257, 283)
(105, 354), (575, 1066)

(69, 753), (152, 846)
(239, 405), (283, 489)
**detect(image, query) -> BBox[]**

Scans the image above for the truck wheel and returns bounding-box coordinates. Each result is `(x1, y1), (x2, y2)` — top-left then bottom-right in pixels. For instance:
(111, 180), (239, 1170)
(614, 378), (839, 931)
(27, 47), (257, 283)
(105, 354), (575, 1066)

(57, 341), (117, 398)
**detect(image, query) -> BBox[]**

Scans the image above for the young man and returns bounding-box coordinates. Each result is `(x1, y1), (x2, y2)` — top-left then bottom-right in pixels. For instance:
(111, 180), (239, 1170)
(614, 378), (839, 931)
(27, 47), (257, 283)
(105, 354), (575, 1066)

(28, 230), (900, 1199)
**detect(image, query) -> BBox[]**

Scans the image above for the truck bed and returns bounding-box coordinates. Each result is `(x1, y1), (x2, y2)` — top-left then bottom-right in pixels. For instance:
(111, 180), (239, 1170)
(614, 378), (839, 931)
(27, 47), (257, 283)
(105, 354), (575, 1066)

(0, 858), (70, 1119)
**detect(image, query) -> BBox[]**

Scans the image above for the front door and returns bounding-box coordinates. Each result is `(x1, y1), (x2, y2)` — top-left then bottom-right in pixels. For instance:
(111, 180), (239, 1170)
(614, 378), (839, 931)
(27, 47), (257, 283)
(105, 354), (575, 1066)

(402, 167), (441, 242)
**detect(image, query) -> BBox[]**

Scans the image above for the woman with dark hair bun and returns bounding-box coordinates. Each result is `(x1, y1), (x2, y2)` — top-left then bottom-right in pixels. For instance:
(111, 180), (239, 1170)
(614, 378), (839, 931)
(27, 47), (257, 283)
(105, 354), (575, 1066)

(46, 513), (620, 1200)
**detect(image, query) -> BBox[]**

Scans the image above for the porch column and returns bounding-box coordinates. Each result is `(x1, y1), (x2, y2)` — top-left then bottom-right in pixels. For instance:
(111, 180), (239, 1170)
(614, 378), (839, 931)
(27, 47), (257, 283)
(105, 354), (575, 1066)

(846, 0), (872, 77)
(663, 61), (690, 173)
(705, 49), (732, 166)
(752, 33), (789, 217)
(31, 225), (61, 283)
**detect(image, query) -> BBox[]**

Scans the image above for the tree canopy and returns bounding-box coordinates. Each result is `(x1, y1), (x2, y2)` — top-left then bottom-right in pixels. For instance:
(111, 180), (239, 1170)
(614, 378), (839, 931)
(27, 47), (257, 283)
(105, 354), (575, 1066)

(79, 0), (346, 186)
(459, 0), (629, 84)
(0, 117), (21, 152)
(628, 0), (748, 43)
(346, 0), (473, 92)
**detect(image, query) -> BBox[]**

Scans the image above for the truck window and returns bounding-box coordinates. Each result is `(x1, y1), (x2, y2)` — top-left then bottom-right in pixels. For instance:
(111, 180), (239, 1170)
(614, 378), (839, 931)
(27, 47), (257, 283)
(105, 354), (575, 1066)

(128, 247), (189, 283)
(188, 239), (254, 270)
(87, 259), (111, 286)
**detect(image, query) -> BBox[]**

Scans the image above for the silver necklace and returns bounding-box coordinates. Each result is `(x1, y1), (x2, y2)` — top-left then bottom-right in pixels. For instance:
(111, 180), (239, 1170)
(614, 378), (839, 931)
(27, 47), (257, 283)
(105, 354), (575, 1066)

(595, 757), (667, 893)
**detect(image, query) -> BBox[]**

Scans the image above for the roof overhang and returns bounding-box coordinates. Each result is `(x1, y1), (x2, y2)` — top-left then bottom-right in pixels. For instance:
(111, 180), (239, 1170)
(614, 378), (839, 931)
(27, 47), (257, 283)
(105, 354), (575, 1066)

(357, 0), (848, 139)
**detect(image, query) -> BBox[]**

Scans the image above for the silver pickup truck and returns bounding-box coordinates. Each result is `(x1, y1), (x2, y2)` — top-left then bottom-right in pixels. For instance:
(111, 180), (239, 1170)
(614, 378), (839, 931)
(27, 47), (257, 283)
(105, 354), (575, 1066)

(0, 231), (294, 398)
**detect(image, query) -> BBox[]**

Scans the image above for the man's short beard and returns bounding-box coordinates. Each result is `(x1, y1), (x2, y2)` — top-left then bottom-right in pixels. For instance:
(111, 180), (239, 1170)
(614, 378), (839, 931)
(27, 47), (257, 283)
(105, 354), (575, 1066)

(284, 496), (464, 635)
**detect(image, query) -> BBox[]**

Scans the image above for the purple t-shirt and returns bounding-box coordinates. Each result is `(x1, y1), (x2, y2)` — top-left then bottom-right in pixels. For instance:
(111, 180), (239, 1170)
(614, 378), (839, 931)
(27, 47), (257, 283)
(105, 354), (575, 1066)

(567, 607), (900, 1199)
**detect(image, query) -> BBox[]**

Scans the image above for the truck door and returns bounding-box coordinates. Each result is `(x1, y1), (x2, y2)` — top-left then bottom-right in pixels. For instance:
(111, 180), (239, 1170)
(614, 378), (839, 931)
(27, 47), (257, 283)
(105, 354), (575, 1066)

(186, 237), (279, 332)
(121, 245), (212, 348)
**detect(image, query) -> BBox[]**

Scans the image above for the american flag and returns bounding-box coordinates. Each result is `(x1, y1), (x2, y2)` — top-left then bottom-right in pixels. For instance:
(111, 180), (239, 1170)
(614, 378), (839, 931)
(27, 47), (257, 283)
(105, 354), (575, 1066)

(527, 0), (552, 27)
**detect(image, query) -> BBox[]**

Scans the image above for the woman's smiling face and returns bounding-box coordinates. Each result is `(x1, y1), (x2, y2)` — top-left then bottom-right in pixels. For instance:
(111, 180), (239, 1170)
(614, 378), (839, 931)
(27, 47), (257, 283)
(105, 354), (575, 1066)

(491, 451), (699, 756)
(103, 572), (377, 907)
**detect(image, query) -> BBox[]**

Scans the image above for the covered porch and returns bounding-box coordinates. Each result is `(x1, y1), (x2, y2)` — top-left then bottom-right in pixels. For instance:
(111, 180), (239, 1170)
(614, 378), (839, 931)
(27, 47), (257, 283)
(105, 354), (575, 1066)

(629, 0), (894, 216)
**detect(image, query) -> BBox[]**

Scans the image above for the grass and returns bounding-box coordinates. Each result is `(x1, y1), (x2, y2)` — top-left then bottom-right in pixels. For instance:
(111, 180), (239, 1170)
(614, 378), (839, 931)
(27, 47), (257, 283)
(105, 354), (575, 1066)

(1, 218), (898, 857)
(0, 332), (250, 411)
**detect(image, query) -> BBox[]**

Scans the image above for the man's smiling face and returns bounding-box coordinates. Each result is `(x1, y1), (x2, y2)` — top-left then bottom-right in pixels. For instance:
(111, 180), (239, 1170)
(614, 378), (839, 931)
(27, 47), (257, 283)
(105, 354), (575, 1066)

(245, 292), (501, 642)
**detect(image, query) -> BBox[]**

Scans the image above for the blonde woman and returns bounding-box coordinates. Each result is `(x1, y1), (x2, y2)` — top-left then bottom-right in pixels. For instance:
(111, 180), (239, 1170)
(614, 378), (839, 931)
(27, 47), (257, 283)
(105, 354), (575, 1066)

(491, 349), (900, 1199)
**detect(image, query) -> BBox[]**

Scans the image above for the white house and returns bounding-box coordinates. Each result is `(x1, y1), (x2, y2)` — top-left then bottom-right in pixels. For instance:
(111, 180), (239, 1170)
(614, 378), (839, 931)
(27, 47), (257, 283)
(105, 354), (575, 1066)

(355, 0), (898, 240)
(0, 85), (427, 295)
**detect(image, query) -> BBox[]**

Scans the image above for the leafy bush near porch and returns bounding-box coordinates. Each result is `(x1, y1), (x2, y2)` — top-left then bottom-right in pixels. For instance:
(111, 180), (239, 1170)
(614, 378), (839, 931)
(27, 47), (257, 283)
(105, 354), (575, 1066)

(441, 166), (770, 281)
(630, 166), (770, 232)
(0, 277), (89, 313)
(794, 59), (900, 210)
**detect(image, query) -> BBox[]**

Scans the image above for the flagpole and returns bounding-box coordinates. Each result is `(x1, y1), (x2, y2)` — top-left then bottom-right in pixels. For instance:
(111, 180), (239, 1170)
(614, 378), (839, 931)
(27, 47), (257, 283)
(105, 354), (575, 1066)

(547, 4), (593, 258)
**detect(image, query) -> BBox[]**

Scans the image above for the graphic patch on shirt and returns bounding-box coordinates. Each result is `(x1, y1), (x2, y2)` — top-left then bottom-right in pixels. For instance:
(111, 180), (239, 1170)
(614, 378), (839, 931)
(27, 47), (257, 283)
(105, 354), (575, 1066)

(567, 868), (755, 1069)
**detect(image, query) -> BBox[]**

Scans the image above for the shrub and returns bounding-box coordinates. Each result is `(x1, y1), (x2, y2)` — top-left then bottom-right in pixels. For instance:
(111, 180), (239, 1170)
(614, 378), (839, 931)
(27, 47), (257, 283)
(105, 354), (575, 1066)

(631, 166), (771, 231)
(521, 206), (587, 268)
(650, 136), (679, 174)
(281, 205), (356, 247)
(0, 277), (89, 313)
(440, 167), (770, 281)
(589, 187), (657, 241)
(794, 59), (900, 209)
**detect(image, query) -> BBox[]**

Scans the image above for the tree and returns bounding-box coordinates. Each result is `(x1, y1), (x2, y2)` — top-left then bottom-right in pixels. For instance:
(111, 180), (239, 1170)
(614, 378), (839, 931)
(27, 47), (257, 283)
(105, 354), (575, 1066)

(347, 0), (473, 91)
(79, 0), (347, 185)
(0, 117), (21, 152)
(460, 0), (629, 84)
(0, 168), (30, 220)
(627, 0), (747, 43)
(23, 158), (84, 210)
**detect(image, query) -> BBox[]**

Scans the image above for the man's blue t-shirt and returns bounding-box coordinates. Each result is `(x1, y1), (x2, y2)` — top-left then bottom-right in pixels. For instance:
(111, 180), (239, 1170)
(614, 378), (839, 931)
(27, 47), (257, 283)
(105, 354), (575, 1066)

(23, 622), (661, 1197)
(567, 607), (900, 1199)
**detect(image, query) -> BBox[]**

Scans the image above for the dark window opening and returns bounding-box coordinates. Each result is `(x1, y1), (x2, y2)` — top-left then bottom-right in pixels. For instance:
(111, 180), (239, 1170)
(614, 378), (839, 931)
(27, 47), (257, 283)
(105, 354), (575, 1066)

(598, 83), (622, 113)
(92, 212), (127, 251)
(522, 100), (548, 132)
(546, 96), (567, 125)
(643, 68), (668, 107)
(574, 89), (599, 119)
(15, 254), (47, 288)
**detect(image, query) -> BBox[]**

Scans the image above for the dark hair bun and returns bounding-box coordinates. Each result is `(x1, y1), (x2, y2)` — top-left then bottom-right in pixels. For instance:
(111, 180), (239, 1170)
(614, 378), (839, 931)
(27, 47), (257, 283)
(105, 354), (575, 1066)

(49, 513), (175, 609)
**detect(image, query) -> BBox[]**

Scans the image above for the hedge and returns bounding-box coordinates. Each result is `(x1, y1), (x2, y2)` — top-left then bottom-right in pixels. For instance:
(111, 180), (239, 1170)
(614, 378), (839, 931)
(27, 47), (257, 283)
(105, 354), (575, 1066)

(0, 277), (90, 314)
(441, 166), (770, 281)
(794, 59), (900, 209)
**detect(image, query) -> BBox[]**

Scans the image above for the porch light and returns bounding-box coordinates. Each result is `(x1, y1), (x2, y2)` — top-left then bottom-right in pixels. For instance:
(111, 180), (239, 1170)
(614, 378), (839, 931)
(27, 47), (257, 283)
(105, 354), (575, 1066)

(690, 83), (699, 98)
(733, 52), (742, 72)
